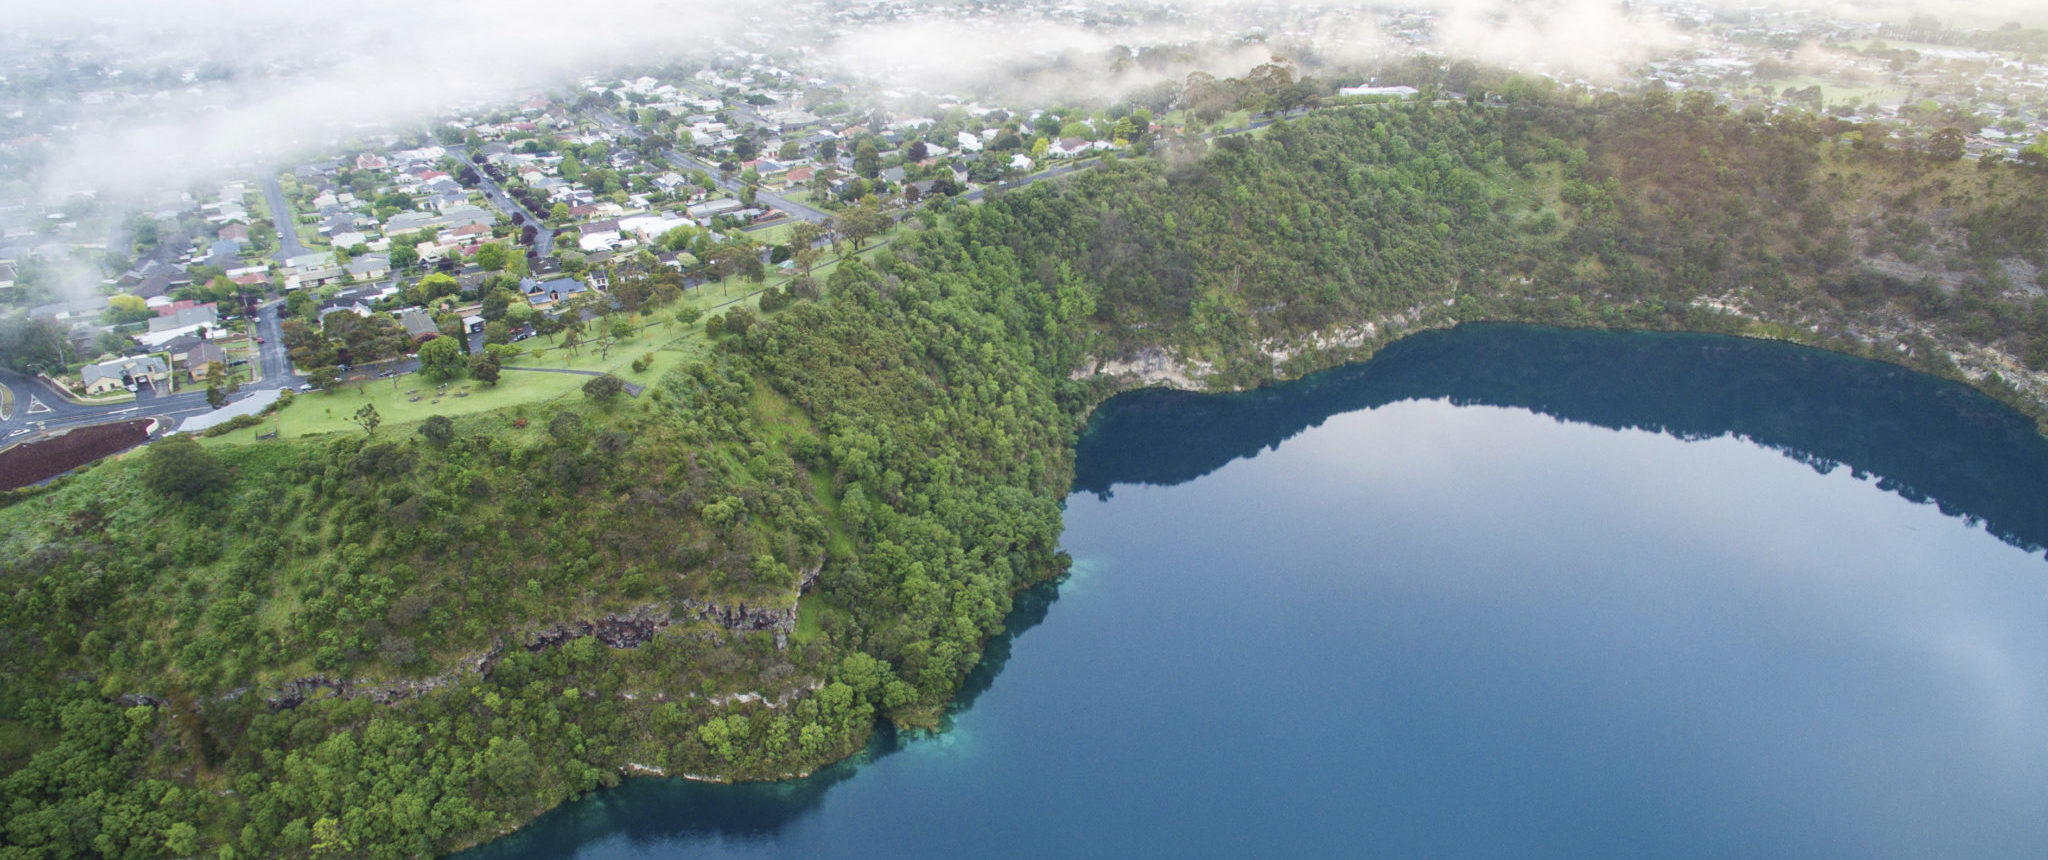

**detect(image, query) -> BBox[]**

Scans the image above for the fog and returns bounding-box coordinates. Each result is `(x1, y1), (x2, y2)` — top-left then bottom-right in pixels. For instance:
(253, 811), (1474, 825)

(12, 0), (768, 203)
(5, 0), (2038, 209)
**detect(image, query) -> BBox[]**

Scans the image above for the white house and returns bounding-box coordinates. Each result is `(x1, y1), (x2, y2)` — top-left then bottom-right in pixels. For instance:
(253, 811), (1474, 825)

(80, 355), (169, 395)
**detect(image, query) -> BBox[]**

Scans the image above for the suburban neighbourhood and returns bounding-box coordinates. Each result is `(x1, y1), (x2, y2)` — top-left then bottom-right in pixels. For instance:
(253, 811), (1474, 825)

(3, 2), (2048, 467)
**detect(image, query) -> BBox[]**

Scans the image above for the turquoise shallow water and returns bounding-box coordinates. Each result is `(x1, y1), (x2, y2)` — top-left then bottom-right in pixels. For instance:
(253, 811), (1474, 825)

(462, 324), (2048, 859)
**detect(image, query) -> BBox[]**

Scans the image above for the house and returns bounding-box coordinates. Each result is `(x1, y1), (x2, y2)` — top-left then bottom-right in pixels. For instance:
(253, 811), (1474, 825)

(217, 223), (250, 245)
(522, 276), (586, 310)
(396, 308), (442, 343)
(158, 333), (206, 364)
(0, 259), (14, 289)
(147, 305), (219, 334)
(346, 254), (391, 281)
(318, 301), (373, 324)
(463, 314), (486, 334)
(1049, 138), (1092, 158)
(185, 342), (230, 381)
(1338, 85), (1420, 100)
(80, 355), (169, 395)
(685, 198), (743, 221)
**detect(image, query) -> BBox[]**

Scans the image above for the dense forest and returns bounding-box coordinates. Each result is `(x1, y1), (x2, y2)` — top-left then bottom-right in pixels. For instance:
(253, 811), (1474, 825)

(6, 88), (2048, 858)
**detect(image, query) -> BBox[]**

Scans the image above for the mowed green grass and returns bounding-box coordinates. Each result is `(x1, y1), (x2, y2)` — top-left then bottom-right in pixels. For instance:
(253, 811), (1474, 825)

(215, 230), (903, 443)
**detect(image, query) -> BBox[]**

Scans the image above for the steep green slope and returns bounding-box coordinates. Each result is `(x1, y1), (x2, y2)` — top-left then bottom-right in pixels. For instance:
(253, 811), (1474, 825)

(5, 92), (2047, 859)
(0, 257), (1073, 858)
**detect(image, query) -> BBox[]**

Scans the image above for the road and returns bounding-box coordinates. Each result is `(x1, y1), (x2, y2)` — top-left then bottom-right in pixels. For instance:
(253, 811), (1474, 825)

(262, 175), (310, 261)
(664, 149), (834, 225)
(0, 301), (302, 443)
(464, 155), (555, 257)
(587, 105), (834, 226)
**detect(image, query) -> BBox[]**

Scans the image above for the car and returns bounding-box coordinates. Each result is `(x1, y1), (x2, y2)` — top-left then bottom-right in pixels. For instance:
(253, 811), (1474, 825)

(297, 383), (312, 392)
(255, 336), (264, 344)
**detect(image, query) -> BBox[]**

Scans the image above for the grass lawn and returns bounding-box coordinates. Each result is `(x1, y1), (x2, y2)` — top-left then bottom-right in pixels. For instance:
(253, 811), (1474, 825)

(1758, 75), (1910, 109)
(219, 320), (706, 443)
(792, 594), (847, 647)
(746, 222), (796, 245)
(213, 237), (900, 445)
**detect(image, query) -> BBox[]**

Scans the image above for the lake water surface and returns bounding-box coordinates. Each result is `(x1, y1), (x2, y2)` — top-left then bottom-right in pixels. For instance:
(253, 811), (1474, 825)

(463, 324), (2048, 859)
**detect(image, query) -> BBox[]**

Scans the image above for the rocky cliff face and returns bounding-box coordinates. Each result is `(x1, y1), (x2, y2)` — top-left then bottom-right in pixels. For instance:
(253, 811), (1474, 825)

(252, 585), (817, 711)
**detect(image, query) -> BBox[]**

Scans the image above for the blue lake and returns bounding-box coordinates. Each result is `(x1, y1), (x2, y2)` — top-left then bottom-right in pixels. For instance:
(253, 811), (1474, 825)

(463, 324), (2048, 859)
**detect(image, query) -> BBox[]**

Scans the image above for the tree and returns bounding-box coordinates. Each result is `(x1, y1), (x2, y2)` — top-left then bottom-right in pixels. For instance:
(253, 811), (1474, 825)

(106, 294), (153, 325)
(413, 273), (459, 304)
(468, 349), (502, 386)
(388, 242), (420, 272)
(1929, 127), (1966, 161)
(483, 319), (511, 346)
(906, 140), (929, 161)
(417, 336), (465, 382)
(854, 142), (881, 179)
(0, 316), (66, 372)
(419, 414), (455, 446)
(351, 403), (381, 436)
(475, 243), (510, 271)
(601, 315), (635, 359)
(582, 373), (624, 402)
(306, 365), (341, 391)
(144, 435), (225, 501)
(205, 373), (228, 410)
(839, 200), (889, 250)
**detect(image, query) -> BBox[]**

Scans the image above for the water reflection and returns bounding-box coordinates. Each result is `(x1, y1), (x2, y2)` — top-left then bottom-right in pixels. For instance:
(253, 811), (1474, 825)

(1075, 324), (2048, 554)
(462, 324), (2048, 859)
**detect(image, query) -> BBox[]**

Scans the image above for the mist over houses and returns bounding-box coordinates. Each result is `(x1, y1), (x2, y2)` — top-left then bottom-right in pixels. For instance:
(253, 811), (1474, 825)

(0, 1), (2045, 400)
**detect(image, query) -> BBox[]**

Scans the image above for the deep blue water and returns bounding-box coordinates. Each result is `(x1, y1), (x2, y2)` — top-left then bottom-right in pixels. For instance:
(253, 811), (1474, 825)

(462, 324), (2048, 859)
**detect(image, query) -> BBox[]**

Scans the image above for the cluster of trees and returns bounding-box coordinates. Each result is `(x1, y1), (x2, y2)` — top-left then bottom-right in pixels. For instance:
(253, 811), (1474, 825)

(0, 316), (68, 372)
(8, 83), (2048, 858)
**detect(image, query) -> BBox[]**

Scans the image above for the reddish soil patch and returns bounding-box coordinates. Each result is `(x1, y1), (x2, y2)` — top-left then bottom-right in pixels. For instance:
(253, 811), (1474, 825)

(0, 420), (152, 491)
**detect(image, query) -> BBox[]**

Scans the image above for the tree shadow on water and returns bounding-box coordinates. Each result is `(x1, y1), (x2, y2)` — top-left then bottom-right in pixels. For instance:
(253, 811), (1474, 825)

(1073, 323), (2048, 557)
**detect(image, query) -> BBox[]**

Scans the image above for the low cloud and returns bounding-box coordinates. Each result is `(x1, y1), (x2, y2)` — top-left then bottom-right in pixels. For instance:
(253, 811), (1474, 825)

(18, 0), (767, 202)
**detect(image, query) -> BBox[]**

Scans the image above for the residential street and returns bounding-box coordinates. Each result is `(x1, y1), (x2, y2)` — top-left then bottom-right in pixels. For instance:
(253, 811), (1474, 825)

(0, 301), (301, 443)
(664, 149), (834, 225)
(465, 154), (555, 257)
(262, 175), (310, 260)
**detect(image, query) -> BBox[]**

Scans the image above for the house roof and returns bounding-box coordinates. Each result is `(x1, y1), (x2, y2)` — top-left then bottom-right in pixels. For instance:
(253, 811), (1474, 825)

(187, 342), (229, 369)
(147, 305), (219, 333)
(396, 308), (441, 340)
(81, 355), (167, 384)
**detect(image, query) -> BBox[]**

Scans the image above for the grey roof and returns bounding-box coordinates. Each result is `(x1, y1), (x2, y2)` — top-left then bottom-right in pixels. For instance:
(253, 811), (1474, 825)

(186, 341), (229, 368)
(81, 355), (167, 384)
(396, 308), (441, 340)
(147, 305), (219, 333)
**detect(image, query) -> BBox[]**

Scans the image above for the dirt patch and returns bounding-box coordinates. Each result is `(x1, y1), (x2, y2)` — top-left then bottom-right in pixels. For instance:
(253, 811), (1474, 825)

(0, 420), (152, 491)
